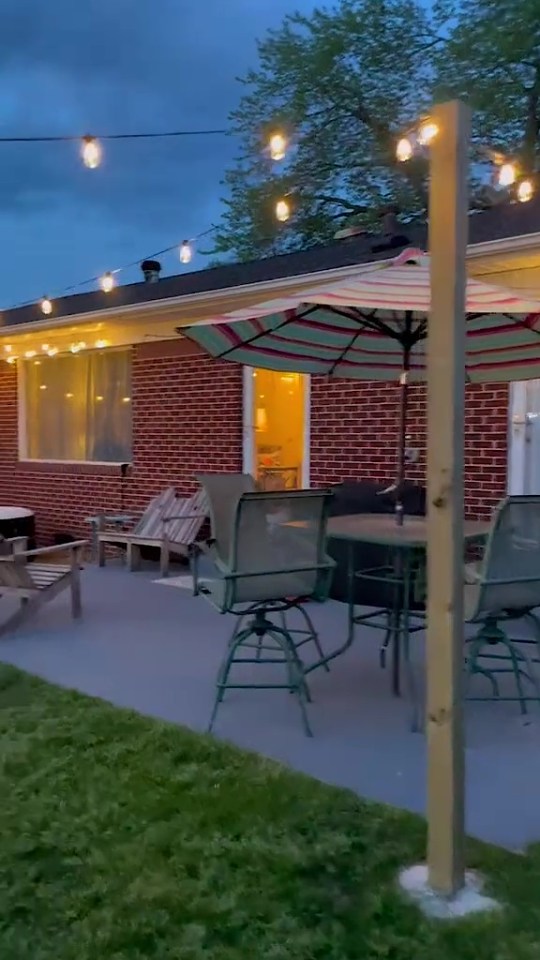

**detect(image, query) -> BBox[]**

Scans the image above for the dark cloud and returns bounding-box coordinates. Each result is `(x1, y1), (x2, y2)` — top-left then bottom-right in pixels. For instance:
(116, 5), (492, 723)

(0, 0), (316, 304)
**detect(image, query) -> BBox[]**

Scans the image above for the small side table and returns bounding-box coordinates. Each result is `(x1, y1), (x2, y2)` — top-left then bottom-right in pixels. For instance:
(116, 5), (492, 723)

(86, 514), (136, 563)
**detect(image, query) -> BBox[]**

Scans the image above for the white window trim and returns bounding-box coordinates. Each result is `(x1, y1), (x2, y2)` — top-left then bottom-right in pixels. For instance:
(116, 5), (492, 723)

(242, 366), (311, 486)
(508, 381), (528, 495)
(17, 351), (133, 465)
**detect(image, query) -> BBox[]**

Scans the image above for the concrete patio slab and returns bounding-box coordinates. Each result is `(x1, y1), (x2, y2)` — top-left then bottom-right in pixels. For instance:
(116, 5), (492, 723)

(1, 564), (539, 850)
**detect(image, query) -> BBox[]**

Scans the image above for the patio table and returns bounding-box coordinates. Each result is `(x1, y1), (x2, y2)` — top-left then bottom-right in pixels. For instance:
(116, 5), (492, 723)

(312, 514), (489, 722)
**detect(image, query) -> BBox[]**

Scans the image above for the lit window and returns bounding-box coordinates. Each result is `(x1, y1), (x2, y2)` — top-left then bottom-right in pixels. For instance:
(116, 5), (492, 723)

(22, 348), (132, 462)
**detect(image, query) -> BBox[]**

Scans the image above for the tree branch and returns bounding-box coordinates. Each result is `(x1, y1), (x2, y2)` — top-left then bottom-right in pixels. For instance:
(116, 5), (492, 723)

(318, 194), (368, 213)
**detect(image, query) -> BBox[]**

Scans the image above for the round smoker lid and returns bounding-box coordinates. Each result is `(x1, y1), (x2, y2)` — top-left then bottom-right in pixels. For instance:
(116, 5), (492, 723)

(0, 506), (34, 520)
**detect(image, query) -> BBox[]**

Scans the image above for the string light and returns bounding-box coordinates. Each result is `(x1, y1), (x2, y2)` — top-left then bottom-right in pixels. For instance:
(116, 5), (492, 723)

(40, 297), (52, 316)
(3, 345), (12, 353)
(269, 132), (287, 161)
(498, 162), (517, 187)
(396, 137), (414, 162)
(417, 120), (439, 146)
(81, 136), (102, 169)
(47, 347), (58, 357)
(275, 198), (291, 222)
(179, 240), (193, 264)
(6, 356), (16, 364)
(99, 271), (115, 293)
(396, 118), (534, 204)
(24, 350), (37, 358)
(95, 339), (109, 348)
(517, 178), (534, 203)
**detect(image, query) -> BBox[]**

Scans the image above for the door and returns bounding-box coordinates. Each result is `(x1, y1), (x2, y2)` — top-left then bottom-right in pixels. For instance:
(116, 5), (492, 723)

(508, 380), (540, 494)
(243, 366), (310, 488)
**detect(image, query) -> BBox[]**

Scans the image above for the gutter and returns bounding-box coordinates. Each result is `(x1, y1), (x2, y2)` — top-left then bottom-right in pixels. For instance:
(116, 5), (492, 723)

(3, 232), (540, 337)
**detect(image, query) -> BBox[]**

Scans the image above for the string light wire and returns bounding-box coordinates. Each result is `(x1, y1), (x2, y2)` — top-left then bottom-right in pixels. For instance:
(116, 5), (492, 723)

(4, 225), (219, 313)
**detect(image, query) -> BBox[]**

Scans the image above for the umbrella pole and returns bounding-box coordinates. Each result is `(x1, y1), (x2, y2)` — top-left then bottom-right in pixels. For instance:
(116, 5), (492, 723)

(395, 352), (410, 526)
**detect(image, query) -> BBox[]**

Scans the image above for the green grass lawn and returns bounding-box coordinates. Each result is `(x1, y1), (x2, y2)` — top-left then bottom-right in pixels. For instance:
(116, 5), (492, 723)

(1, 665), (540, 960)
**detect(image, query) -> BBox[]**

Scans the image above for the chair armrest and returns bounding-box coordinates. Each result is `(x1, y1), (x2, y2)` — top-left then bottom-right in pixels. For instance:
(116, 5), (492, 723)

(163, 513), (207, 522)
(5, 536), (28, 554)
(15, 540), (88, 560)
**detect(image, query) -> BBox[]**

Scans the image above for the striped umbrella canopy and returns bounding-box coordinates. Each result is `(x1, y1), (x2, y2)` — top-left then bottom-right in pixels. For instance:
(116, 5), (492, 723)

(181, 248), (540, 384)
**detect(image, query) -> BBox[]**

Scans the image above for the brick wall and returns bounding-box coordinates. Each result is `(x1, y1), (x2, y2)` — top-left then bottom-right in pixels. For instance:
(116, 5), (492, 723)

(309, 379), (509, 519)
(0, 340), (509, 542)
(0, 340), (243, 542)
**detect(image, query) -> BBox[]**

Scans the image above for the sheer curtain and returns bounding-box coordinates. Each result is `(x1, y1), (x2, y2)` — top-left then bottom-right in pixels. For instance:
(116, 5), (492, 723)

(24, 349), (132, 462)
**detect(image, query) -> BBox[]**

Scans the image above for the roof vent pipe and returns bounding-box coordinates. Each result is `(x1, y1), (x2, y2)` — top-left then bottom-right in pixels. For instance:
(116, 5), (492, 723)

(141, 259), (162, 283)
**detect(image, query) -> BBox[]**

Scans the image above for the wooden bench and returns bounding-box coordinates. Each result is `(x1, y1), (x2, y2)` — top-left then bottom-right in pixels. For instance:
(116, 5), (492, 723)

(0, 540), (87, 637)
(97, 487), (208, 577)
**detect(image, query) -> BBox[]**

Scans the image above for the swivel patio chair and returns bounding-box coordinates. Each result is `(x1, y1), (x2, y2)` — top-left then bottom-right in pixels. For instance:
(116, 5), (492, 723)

(194, 473), (331, 677)
(465, 495), (540, 717)
(194, 489), (335, 736)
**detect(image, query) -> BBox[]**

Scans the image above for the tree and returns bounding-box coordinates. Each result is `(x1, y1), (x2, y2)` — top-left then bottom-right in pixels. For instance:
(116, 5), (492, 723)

(213, 0), (540, 261)
(434, 0), (540, 173)
(213, 0), (440, 260)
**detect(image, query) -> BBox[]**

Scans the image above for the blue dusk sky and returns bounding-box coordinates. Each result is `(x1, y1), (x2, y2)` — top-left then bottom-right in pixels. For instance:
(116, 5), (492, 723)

(0, 0), (319, 306)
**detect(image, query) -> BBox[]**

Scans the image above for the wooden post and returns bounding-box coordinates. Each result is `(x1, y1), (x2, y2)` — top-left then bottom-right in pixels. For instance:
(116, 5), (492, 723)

(426, 100), (471, 896)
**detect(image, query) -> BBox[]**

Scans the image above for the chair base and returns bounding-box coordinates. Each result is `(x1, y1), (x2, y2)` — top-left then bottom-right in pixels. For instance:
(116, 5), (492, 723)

(208, 605), (323, 737)
(465, 615), (540, 717)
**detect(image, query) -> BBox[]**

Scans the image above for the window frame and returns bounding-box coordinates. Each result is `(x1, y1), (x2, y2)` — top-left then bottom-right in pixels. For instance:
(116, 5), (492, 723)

(17, 347), (133, 466)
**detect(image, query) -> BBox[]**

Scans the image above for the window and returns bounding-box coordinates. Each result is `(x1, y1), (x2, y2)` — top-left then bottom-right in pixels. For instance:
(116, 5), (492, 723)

(22, 348), (132, 462)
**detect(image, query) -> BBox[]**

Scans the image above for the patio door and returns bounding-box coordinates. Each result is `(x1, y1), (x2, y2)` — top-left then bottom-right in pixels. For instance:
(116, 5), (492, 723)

(242, 366), (310, 488)
(508, 380), (540, 493)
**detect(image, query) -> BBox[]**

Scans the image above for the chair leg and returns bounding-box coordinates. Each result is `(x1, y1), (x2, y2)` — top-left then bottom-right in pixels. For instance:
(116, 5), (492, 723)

(160, 541), (170, 579)
(127, 543), (141, 572)
(70, 566), (82, 619)
(97, 539), (106, 568)
(208, 626), (251, 733)
(267, 625), (313, 736)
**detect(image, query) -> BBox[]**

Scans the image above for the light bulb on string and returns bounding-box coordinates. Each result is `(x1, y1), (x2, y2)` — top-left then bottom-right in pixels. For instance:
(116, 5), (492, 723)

(275, 198), (291, 222)
(417, 120), (438, 146)
(81, 135), (102, 169)
(179, 240), (193, 264)
(40, 296), (52, 316)
(517, 178), (534, 203)
(498, 162), (517, 187)
(269, 132), (287, 161)
(99, 271), (115, 293)
(6, 356), (16, 364)
(396, 137), (414, 162)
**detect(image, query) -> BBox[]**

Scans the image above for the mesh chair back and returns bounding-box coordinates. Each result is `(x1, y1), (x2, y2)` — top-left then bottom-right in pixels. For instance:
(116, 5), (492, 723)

(196, 473), (257, 559)
(228, 489), (334, 605)
(476, 496), (540, 615)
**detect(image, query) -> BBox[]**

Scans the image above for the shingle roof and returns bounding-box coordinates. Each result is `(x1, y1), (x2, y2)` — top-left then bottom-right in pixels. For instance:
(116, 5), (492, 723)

(2, 195), (539, 329)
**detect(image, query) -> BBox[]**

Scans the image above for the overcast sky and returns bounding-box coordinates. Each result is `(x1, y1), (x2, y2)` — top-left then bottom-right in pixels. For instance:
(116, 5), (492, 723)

(0, 0), (317, 306)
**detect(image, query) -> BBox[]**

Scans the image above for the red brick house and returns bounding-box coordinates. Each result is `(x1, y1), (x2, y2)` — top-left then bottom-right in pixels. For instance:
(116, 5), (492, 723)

(1, 200), (540, 543)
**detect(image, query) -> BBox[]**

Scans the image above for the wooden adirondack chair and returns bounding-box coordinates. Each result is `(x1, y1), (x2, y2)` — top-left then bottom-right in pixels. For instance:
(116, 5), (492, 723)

(97, 486), (208, 577)
(0, 539), (87, 637)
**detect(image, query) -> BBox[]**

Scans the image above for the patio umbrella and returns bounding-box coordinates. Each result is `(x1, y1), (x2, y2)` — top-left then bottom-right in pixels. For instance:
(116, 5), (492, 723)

(179, 248), (540, 519)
